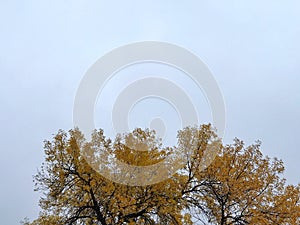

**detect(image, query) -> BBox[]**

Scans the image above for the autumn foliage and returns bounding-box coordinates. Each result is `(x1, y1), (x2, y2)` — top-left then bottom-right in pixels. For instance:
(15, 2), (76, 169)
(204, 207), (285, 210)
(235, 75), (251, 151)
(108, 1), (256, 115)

(23, 125), (300, 225)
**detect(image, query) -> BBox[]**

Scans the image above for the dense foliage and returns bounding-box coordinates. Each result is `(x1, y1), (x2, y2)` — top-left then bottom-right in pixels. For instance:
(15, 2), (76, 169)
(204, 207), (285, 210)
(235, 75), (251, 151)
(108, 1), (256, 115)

(23, 125), (300, 224)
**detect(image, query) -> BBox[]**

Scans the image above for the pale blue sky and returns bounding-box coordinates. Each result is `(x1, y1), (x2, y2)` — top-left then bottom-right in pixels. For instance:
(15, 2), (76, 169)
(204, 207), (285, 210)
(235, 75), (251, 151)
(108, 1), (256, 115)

(1, 1), (300, 224)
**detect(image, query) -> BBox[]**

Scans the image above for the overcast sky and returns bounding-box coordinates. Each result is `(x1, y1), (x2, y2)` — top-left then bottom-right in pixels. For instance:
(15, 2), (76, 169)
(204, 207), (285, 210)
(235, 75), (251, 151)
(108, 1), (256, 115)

(1, 1), (300, 224)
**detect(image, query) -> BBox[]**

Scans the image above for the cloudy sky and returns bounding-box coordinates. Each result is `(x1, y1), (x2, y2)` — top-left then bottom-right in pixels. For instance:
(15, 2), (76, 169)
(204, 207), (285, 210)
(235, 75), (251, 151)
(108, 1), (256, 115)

(1, 1), (299, 224)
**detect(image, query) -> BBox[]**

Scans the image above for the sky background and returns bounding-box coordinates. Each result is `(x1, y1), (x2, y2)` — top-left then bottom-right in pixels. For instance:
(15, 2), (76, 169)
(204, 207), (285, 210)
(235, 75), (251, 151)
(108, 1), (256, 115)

(1, 1), (300, 224)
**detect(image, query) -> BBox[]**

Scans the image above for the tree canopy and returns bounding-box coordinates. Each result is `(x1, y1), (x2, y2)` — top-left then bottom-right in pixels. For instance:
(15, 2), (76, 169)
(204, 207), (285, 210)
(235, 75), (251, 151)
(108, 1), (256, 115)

(23, 125), (300, 225)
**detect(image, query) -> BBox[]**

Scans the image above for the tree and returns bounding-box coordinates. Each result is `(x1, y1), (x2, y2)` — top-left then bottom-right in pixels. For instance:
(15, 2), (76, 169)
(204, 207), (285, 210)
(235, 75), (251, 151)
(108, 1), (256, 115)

(22, 125), (300, 225)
